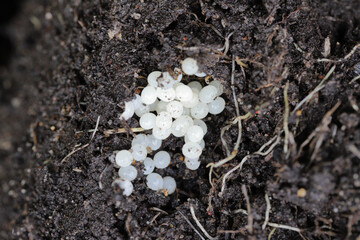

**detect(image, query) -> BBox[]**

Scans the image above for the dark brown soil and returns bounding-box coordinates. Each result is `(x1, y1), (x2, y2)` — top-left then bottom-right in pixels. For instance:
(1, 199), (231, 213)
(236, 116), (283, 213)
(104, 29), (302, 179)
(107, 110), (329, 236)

(1, 0), (360, 239)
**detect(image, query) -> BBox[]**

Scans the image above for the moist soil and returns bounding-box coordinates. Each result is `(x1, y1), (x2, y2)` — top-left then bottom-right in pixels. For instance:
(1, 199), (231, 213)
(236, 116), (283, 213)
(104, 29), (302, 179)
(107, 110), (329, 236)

(1, 0), (360, 239)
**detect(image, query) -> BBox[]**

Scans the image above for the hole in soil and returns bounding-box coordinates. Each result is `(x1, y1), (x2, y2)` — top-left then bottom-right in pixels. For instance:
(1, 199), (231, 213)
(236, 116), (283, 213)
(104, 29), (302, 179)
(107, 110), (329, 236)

(0, 33), (14, 66)
(334, 21), (348, 44)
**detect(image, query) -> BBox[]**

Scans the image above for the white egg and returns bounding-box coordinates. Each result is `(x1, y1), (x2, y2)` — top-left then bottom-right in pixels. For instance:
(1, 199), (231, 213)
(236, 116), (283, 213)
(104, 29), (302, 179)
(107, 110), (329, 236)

(182, 57), (199, 75)
(146, 173), (163, 191)
(115, 150), (133, 167)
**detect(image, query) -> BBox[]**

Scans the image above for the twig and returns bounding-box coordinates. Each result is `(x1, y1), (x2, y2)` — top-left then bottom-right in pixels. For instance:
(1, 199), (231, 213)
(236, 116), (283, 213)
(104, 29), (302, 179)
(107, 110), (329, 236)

(220, 135), (279, 194)
(179, 211), (206, 240)
(220, 155), (250, 195)
(262, 193), (271, 230)
(61, 116), (101, 163)
(223, 32), (234, 56)
(241, 185), (253, 234)
(103, 127), (145, 136)
(317, 43), (360, 62)
(98, 164), (111, 190)
(218, 229), (246, 234)
(267, 228), (277, 240)
(267, 222), (301, 233)
(292, 65), (335, 114)
(190, 204), (217, 240)
(349, 74), (360, 84)
(150, 207), (169, 215)
(283, 82), (290, 155)
(348, 144), (360, 159)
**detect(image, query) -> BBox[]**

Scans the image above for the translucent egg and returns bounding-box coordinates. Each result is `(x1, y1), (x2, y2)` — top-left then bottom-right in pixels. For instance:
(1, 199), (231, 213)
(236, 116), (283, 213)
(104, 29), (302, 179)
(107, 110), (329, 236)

(143, 157), (155, 175)
(181, 91), (199, 108)
(182, 107), (191, 116)
(149, 99), (159, 112)
(182, 142), (202, 159)
(191, 102), (209, 119)
(146, 173), (164, 191)
(171, 115), (194, 137)
(158, 72), (176, 89)
(147, 71), (162, 87)
(185, 125), (204, 143)
(132, 134), (149, 147)
(209, 80), (224, 96)
(182, 57), (199, 75)
(167, 100), (183, 118)
(195, 72), (206, 77)
(139, 113), (156, 130)
(185, 157), (201, 170)
(156, 101), (168, 114)
(208, 97), (226, 115)
(131, 94), (142, 110)
(173, 67), (183, 82)
(113, 179), (133, 196)
(184, 136), (205, 149)
(135, 103), (150, 117)
(193, 119), (208, 135)
(162, 176), (176, 194)
(147, 134), (162, 151)
(199, 85), (218, 103)
(176, 85), (193, 102)
(187, 81), (202, 92)
(118, 165), (137, 181)
(132, 143), (147, 161)
(120, 101), (135, 120)
(152, 126), (172, 140)
(156, 112), (173, 129)
(157, 87), (176, 102)
(173, 82), (184, 89)
(115, 150), (133, 167)
(154, 151), (171, 169)
(141, 86), (157, 105)
(199, 139), (205, 149)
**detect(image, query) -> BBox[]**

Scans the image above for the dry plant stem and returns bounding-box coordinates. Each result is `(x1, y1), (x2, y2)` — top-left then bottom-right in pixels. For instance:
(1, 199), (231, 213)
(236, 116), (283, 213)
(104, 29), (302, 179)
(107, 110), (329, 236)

(220, 124), (232, 157)
(262, 193), (271, 230)
(267, 228), (277, 240)
(241, 185), (253, 234)
(349, 74), (360, 84)
(103, 127), (145, 136)
(283, 82), (290, 155)
(348, 144), (360, 159)
(61, 115), (101, 163)
(219, 135), (279, 195)
(190, 204), (217, 240)
(317, 43), (360, 62)
(220, 155), (250, 195)
(292, 65), (335, 114)
(267, 222), (301, 233)
(179, 211), (206, 240)
(295, 101), (340, 162)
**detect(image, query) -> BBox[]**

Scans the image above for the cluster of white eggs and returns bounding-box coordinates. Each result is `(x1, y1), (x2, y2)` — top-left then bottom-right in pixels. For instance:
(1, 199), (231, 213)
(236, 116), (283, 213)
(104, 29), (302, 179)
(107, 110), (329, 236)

(112, 58), (225, 196)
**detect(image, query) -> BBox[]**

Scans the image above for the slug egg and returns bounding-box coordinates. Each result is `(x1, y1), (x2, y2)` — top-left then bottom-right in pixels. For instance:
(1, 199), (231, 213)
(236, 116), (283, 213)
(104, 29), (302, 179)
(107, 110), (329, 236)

(162, 176), (176, 194)
(118, 165), (137, 181)
(182, 57), (199, 75)
(139, 113), (156, 130)
(146, 173), (164, 191)
(141, 86), (157, 105)
(199, 85), (218, 103)
(115, 150), (133, 167)
(154, 151), (171, 169)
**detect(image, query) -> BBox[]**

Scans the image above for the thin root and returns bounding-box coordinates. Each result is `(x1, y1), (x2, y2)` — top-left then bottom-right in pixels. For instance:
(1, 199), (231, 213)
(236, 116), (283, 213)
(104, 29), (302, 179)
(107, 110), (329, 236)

(179, 211), (206, 240)
(61, 116), (101, 163)
(262, 193), (271, 230)
(190, 204), (217, 240)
